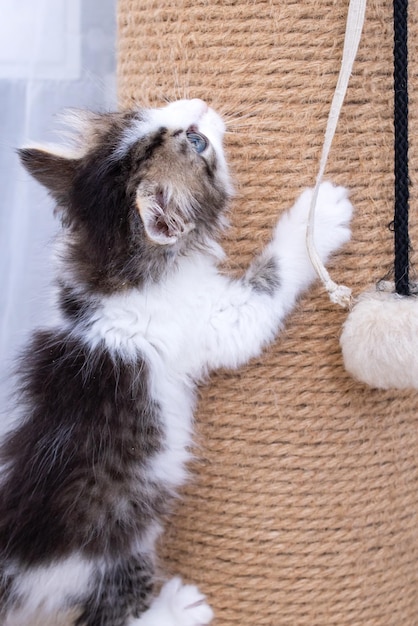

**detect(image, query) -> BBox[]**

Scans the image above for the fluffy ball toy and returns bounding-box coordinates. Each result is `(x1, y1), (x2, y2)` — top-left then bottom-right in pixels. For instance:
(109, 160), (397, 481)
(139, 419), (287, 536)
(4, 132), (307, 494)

(340, 285), (418, 389)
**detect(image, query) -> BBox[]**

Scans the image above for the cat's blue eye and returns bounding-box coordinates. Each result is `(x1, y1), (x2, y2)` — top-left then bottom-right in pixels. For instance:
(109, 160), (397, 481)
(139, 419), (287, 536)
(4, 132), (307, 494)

(186, 131), (208, 154)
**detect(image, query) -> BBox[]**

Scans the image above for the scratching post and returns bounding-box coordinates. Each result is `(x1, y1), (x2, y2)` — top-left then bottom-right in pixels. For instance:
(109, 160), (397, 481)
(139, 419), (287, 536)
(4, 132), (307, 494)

(118, 1), (418, 625)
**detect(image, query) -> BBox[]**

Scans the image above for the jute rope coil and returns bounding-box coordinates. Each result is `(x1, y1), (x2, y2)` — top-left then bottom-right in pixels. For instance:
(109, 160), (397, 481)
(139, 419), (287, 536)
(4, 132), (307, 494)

(118, 1), (418, 625)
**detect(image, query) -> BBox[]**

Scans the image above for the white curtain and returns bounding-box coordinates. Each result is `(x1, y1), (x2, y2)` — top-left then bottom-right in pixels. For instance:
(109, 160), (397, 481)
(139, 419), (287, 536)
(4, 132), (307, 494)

(0, 0), (117, 406)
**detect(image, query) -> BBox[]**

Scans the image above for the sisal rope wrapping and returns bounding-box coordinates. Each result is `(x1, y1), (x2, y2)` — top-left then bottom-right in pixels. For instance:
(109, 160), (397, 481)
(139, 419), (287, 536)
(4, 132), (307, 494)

(118, 1), (418, 625)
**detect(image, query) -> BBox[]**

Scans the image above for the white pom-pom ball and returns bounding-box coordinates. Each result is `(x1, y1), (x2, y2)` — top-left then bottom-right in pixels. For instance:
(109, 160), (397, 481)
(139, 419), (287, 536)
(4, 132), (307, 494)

(340, 284), (418, 390)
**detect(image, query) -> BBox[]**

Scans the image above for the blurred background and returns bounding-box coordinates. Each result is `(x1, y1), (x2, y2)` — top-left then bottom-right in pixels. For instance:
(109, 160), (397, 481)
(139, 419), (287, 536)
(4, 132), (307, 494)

(0, 0), (117, 405)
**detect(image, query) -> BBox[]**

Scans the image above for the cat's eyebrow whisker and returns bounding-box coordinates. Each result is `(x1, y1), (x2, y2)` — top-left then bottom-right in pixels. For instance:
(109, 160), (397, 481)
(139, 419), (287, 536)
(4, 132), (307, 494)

(216, 104), (260, 120)
(167, 68), (192, 103)
(222, 117), (265, 134)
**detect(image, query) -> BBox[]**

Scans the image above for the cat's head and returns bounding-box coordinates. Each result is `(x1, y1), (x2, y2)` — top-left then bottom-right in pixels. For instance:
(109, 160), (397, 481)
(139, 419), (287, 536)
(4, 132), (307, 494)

(18, 99), (233, 290)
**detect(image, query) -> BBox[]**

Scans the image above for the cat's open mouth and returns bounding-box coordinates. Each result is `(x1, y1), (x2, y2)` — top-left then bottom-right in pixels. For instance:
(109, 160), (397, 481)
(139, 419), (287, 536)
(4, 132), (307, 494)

(136, 186), (196, 245)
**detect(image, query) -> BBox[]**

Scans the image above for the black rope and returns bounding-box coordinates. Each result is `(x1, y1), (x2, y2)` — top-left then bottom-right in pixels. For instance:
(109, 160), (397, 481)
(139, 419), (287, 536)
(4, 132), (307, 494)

(393, 0), (410, 296)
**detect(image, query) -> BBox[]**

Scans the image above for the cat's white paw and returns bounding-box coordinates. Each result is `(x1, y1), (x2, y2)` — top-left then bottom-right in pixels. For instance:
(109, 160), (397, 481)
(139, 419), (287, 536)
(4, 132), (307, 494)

(290, 182), (353, 262)
(134, 577), (213, 626)
(158, 577), (214, 625)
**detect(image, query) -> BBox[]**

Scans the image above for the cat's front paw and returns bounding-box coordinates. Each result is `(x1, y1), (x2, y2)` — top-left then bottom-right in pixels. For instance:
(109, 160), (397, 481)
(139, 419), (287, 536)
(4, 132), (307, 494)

(159, 578), (213, 626)
(293, 182), (353, 262)
(137, 577), (213, 626)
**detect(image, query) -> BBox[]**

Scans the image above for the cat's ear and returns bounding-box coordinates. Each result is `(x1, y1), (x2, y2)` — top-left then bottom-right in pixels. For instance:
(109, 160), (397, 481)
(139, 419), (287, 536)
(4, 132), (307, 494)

(136, 190), (195, 246)
(18, 146), (79, 203)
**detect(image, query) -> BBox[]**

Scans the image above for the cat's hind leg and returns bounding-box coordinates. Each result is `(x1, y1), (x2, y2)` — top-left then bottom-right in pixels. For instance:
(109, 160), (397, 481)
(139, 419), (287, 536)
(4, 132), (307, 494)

(131, 577), (213, 626)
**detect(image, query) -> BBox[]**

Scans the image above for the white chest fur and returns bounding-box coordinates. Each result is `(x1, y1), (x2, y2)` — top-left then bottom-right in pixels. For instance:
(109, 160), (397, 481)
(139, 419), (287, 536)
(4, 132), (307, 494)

(79, 251), (227, 490)
(82, 251), (226, 377)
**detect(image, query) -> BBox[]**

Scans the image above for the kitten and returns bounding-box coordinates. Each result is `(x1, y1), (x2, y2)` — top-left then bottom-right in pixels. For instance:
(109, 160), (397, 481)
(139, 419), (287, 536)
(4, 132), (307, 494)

(0, 98), (352, 626)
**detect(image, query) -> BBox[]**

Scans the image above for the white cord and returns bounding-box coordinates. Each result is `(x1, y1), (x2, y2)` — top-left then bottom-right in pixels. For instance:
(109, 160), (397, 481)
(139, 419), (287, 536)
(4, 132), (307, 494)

(306, 0), (367, 308)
